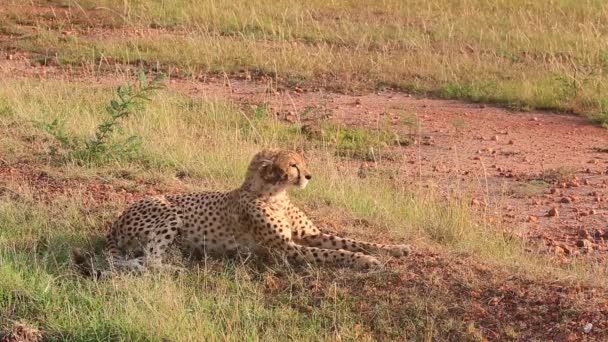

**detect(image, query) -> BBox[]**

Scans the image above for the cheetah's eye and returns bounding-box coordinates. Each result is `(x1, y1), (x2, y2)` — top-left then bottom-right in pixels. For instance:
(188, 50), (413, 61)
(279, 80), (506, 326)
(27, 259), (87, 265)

(290, 163), (297, 168)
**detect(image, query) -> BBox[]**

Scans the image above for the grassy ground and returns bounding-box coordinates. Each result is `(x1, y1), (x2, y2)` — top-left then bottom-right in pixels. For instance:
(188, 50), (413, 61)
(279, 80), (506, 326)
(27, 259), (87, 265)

(1, 0), (608, 124)
(1, 75), (606, 340)
(2, 1), (608, 340)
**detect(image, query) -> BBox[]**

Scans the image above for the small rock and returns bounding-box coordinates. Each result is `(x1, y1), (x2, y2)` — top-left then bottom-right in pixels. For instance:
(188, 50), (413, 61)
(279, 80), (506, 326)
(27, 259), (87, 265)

(508, 139), (514, 145)
(532, 117), (539, 121)
(583, 323), (593, 334)
(560, 197), (571, 204)
(175, 169), (189, 179)
(471, 198), (481, 206)
(547, 207), (559, 217)
(491, 135), (498, 141)
(354, 98), (362, 105)
(588, 209), (596, 215)
(45, 56), (60, 66)
(577, 239), (592, 248)
(593, 229), (603, 239)
(578, 229), (591, 239)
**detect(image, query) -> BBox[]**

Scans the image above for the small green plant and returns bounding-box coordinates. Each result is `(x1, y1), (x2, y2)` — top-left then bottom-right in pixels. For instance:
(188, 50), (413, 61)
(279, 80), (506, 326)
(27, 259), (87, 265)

(36, 72), (165, 163)
(589, 110), (608, 128)
(316, 123), (409, 161)
(450, 114), (467, 134)
(534, 166), (576, 183)
(399, 111), (420, 135)
(514, 180), (551, 198)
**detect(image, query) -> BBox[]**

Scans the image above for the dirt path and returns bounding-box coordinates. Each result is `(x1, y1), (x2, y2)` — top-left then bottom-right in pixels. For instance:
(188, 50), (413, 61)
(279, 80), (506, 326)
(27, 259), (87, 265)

(2, 51), (608, 261)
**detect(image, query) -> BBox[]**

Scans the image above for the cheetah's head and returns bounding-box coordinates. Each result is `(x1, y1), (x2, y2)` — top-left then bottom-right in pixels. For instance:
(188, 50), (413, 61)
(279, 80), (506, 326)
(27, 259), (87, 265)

(246, 149), (312, 191)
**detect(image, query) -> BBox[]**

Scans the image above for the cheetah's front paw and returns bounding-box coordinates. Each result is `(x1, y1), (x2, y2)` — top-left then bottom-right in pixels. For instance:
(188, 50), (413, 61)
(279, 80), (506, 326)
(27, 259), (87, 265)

(387, 244), (412, 258)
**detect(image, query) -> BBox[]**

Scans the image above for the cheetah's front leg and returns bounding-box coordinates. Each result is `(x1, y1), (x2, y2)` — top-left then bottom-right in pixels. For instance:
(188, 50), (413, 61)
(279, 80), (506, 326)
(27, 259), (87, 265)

(287, 204), (411, 257)
(247, 204), (381, 269)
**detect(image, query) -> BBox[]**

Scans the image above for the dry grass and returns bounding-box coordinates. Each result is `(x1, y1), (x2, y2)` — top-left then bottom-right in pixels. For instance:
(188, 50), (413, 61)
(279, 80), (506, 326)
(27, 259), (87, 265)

(1, 0), (608, 123)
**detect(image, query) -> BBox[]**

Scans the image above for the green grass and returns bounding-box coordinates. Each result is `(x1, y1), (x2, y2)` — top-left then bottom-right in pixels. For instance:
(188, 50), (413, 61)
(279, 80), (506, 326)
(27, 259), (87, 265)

(0, 76), (606, 339)
(1, 0), (608, 125)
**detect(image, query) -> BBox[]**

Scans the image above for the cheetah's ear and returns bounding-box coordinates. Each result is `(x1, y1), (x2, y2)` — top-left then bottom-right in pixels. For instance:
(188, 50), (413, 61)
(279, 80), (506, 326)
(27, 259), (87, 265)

(258, 159), (273, 168)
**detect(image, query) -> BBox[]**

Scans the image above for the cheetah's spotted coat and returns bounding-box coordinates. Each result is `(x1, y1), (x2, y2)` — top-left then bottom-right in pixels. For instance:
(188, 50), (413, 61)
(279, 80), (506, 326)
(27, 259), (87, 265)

(106, 149), (411, 271)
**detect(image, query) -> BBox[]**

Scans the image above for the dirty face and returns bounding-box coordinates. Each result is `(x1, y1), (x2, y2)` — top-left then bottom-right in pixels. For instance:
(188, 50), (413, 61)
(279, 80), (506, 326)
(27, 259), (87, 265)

(255, 149), (312, 189)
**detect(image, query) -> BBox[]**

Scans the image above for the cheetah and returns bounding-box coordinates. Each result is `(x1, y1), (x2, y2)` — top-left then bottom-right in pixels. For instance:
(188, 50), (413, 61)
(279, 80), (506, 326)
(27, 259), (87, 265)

(101, 149), (411, 272)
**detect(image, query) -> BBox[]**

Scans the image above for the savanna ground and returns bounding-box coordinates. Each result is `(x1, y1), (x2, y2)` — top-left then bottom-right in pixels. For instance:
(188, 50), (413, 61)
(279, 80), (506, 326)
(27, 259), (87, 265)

(1, 1), (608, 341)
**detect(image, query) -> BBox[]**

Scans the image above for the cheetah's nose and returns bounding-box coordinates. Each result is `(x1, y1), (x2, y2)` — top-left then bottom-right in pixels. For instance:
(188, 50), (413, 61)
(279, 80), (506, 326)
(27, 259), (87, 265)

(305, 174), (312, 180)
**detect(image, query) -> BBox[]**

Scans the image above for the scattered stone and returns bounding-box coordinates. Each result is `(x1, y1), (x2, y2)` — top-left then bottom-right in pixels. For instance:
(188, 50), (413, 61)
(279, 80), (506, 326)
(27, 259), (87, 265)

(593, 229), (603, 239)
(547, 207), (559, 217)
(560, 197), (571, 204)
(588, 209), (596, 215)
(583, 323), (593, 334)
(175, 169), (189, 179)
(471, 198), (481, 206)
(508, 139), (514, 145)
(45, 56), (60, 67)
(577, 239), (592, 248)
(578, 229), (591, 239)
(473, 156), (481, 160)
(532, 117), (539, 121)
(354, 98), (362, 105)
